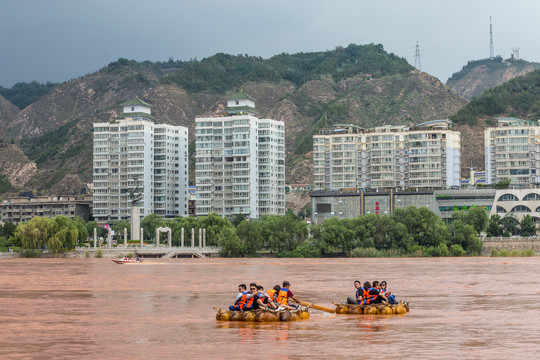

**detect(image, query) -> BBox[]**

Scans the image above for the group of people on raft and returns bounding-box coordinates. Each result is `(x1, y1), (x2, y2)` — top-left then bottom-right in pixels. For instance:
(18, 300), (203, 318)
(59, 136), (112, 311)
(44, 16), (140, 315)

(346, 280), (398, 305)
(230, 281), (300, 312)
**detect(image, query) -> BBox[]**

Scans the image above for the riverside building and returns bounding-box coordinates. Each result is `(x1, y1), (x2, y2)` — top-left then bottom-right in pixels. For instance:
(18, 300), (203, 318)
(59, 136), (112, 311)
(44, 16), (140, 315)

(92, 99), (189, 224)
(484, 117), (540, 187)
(195, 92), (285, 219)
(313, 120), (461, 190)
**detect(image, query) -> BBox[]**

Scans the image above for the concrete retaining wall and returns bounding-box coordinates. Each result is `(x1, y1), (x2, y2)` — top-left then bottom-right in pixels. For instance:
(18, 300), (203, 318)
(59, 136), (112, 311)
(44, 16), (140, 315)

(482, 237), (540, 254)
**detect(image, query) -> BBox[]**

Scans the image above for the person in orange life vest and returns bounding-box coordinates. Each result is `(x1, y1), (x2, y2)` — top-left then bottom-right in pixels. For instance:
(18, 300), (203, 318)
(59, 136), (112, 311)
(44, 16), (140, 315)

(347, 280), (365, 304)
(366, 280), (388, 304)
(380, 280), (397, 304)
(276, 281), (300, 310)
(229, 283), (255, 311)
(241, 283), (259, 310)
(254, 285), (275, 309)
(361, 281), (372, 304)
(266, 285), (281, 309)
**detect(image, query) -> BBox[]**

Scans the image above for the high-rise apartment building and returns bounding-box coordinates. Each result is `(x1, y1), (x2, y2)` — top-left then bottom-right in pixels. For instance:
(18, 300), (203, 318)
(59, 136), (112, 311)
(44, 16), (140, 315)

(485, 117), (540, 186)
(313, 120), (460, 190)
(195, 92), (285, 218)
(93, 99), (189, 224)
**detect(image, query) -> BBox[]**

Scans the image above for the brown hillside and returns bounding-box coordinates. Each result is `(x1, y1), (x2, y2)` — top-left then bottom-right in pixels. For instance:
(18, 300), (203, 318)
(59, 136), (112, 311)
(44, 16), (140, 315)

(0, 66), (468, 193)
(0, 94), (19, 135)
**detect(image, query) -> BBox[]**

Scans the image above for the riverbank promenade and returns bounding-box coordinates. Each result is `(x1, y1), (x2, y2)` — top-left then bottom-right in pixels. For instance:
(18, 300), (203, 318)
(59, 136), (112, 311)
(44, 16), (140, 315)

(76, 245), (221, 258)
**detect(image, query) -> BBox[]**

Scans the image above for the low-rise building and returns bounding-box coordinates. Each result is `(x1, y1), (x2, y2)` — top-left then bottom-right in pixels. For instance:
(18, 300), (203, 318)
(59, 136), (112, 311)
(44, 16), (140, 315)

(310, 187), (540, 224)
(0, 195), (92, 225)
(490, 189), (540, 222)
(310, 189), (438, 225)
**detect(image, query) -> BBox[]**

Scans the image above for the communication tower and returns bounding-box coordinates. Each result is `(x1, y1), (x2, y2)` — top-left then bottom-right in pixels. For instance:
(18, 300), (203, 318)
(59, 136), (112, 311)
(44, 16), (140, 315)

(414, 41), (422, 72)
(511, 47), (520, 60)
(489, 17), (494, 59)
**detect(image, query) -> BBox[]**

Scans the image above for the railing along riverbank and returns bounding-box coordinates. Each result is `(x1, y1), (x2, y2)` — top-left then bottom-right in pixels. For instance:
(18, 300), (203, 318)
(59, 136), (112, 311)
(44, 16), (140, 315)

(74, 245), (221, 258)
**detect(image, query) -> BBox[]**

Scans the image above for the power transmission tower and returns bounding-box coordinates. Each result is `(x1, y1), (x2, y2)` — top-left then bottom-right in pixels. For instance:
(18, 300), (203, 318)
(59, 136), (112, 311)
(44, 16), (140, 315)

(489, 16), (494, 59)
(414, 41), (422, 72)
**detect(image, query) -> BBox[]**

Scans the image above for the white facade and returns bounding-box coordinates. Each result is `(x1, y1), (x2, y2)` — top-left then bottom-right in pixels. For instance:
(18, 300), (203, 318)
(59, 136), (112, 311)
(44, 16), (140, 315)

(313, 120), (461, 190)
(195, 93), (285, 219)
(485, 117), (540, 186)
(93, 100), (189, 224)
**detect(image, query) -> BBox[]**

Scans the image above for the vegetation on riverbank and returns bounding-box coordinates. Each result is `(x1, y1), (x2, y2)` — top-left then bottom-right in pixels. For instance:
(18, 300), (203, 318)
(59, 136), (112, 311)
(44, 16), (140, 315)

(490, 248), (535, 257)
(4, 205), (538, 257)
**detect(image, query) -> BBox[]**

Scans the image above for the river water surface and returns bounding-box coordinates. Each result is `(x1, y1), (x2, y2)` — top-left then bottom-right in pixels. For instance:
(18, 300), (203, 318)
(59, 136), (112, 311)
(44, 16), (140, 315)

(0, 257), (539, 359)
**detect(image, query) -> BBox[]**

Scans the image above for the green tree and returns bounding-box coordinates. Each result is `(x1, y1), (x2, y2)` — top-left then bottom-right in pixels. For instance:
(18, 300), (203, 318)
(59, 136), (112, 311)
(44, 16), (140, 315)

(236, 220), (262, 256)
(232, 213), (246, 227)
(1, 222), (16, 239)
(452, 207), (488, 235)
(500, 213), (519, 235)
(72, 217), (89, 244)
(141, 213), (164, 243)
(520, 215), (537, 236)
(448, 219), (482, 255)
(494, 179), (511, 189)
(486, 215), (503, 237)
(85, 221), (107, 239)
(197, 213), (235, 246)
(392, 207), (448, 247)
(260, 211), (307, 253)
(15, 217), (52, 250)
(49, 216), (79, 251)
(112, 220), (130, 240)
(217, 227), (244, 257)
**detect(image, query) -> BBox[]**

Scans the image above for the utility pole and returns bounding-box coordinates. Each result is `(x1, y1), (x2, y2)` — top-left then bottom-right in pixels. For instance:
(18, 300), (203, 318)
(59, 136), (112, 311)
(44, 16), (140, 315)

(489, 16), (494, 59)
(414, 41), (422, 72)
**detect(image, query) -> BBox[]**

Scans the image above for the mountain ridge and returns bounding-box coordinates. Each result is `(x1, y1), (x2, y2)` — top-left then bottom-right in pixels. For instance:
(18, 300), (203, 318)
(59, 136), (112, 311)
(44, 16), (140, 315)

(0, 44), (467, 197)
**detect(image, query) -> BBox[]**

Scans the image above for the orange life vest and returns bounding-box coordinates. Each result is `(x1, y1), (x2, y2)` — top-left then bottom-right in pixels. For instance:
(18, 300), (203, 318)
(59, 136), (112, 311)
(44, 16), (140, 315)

(366, 288), (378, 304)
(234, 291), (249, 309)
(243, 294), (256, 310)
(362, 289), (370, 304)
(267, 289), (277, 301)
(276, 288), (289, 305)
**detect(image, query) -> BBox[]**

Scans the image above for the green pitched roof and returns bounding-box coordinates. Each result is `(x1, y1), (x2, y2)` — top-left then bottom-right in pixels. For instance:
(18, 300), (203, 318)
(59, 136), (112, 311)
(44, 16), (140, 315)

(121, 98), (153, 108)
(227, 91), (255, 101)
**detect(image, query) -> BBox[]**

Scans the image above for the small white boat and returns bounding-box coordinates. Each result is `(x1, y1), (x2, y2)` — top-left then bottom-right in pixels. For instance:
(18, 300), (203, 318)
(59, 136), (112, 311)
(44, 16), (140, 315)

(112, 258), (143, 264)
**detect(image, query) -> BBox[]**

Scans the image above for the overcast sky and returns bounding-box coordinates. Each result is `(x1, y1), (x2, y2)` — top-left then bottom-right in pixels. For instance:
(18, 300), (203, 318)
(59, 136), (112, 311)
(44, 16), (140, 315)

(1, 0), (539, 87)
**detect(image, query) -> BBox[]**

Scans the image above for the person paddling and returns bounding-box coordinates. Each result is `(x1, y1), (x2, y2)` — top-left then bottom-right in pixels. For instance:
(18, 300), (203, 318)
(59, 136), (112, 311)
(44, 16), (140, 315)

(276, 281), (300, 310)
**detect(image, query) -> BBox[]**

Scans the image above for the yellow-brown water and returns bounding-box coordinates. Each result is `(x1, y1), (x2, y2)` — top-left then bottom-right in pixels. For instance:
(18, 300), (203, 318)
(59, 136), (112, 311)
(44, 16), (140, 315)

(1, 257), (539, 359)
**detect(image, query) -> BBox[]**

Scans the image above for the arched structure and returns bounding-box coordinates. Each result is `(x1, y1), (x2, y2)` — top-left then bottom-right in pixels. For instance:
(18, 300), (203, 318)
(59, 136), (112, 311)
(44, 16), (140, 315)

(511, 205), (531, 213)
(156, 227), (172, 247)
(523, 193), (540, 201)
(498, 193), (519, 201)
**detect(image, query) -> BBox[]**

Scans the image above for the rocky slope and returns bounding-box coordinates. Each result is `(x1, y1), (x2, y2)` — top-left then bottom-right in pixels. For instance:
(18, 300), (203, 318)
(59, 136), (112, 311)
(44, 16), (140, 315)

(446, 57), (540, 100)
(0, 94), (20, 135)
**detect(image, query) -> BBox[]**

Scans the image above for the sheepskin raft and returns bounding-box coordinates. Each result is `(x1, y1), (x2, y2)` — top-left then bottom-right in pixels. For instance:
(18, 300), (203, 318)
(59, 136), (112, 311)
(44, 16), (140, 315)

(214, 306), (310, 322)
(333, 302), (410, 315)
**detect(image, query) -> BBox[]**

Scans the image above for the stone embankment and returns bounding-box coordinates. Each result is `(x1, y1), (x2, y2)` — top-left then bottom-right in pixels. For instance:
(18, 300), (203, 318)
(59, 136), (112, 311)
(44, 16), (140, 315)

(481, 236), (540, 255)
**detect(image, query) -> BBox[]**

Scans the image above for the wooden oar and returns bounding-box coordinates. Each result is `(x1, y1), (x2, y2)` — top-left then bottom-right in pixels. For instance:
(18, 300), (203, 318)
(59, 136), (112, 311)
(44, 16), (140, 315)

(299, 300), (336, 313)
